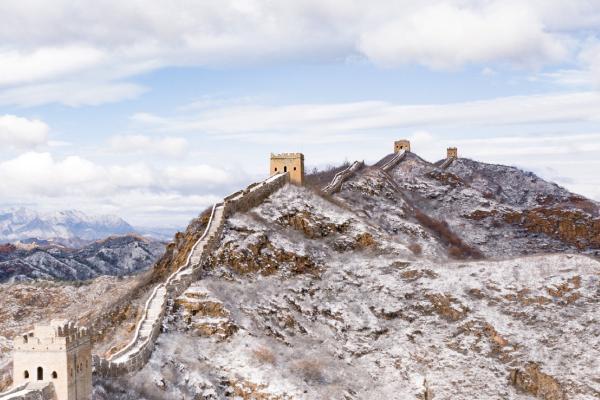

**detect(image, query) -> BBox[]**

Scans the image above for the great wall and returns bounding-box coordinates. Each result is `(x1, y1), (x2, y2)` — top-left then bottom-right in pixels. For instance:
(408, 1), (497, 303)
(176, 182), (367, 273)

(0, 142), (460, 400)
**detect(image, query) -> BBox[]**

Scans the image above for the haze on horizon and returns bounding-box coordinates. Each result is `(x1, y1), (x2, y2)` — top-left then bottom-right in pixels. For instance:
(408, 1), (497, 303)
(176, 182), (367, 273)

(0, 0), (599, 228)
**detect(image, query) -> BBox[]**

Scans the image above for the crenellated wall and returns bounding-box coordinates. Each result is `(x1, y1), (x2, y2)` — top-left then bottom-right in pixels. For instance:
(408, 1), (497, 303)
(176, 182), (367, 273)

(93, 172), (289, 377)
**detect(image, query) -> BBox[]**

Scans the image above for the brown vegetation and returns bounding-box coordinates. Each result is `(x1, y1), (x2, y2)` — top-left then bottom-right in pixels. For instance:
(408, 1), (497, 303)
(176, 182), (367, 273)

(253, 346), (276, 365)
(414, 209), (483, 259)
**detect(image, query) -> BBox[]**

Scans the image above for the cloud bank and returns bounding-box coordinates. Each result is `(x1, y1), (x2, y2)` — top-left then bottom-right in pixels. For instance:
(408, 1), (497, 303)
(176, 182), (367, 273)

(0, 1), (598, 106)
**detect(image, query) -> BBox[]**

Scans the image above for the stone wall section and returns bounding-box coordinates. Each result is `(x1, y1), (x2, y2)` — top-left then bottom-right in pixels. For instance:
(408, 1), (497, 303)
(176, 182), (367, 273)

(322, 161), (364, 194)
(93, 172), (289, 377)
(381, 150), (406, 172)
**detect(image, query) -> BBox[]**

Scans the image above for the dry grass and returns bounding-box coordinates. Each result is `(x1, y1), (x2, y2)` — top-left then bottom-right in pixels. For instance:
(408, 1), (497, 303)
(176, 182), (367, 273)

(253, 346), (276, 365)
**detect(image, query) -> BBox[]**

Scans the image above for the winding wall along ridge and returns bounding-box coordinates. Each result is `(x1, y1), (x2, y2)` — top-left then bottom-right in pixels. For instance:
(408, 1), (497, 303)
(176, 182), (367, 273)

(93, 172), (288, 377)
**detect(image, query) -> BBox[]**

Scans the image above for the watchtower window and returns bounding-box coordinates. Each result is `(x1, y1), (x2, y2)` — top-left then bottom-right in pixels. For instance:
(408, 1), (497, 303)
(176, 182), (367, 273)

(52, 371), (58, 379)
(293, 167), (297, 171)
(274, 167), (277, 172)
(37, 367), (43, 380)
(24, 370), (29, 379)
(284, 166), (287, 172)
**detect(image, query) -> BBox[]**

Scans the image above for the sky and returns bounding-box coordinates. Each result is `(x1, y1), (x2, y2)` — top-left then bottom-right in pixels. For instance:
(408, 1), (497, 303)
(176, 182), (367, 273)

(0, 0), (599, 228)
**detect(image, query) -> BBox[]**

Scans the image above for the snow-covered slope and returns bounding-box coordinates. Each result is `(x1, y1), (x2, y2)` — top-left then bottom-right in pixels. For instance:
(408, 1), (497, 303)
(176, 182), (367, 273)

(94, 179), (600, 399)
(0, 208), (135, 244)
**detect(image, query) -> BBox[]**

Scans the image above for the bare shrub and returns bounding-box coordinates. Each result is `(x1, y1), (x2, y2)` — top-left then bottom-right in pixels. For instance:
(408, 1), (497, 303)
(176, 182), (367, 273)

(253, 346), (276, 365)
(413, 209), (483, 260)
(408, 243), (423, 255)
(295, 358), (326, 384)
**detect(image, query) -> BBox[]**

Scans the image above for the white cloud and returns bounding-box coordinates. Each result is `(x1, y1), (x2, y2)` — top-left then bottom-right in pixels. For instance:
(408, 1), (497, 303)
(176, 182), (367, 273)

(0, 80), (146, 107)
(358, 2), (567, 69)
(0, 115), (49, 148)
(0, 151), (234, 197)
(131, 91), (600, 143)
(109, 135), (188, 158)
(0, 0), (598, 106)
(163, 165), (232, 188)
(0, 151), (240, 225)
(0, 46), (106, 87)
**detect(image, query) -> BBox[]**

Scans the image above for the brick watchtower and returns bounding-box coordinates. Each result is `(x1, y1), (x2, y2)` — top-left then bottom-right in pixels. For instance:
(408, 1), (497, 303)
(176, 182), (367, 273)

(270, 153), (304, 185)
(12, 320), (92, 400)
(447, 147), (458, 158)
(394, 140), (411, 153)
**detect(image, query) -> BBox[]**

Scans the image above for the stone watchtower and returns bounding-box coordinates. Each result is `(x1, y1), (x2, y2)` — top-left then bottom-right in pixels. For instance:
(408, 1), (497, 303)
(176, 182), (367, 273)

(394, 140), (411, 153)
(12, 320), (92, 400)
(270, 153), (304, 185)
(447, 147), (458, 158)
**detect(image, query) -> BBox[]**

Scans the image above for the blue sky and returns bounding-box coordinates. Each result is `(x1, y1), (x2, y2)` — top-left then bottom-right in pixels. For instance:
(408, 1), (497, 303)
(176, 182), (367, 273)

(0, 1), (599, 228)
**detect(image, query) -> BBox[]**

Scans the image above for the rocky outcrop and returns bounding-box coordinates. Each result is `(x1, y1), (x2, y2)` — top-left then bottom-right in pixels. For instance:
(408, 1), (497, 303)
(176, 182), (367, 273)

(510, 363), (566, 400)
(505, 208), (600, 249)
(211, 231), (320, 276)
(175, 285), (237, 340)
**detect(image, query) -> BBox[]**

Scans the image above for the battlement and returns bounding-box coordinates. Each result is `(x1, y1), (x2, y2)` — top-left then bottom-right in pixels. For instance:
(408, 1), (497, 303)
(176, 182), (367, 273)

(394, 140), (411, 153)
(14, 320), (90, 352)
(270, 153), (304, 185)
(270, 152), (304, 159)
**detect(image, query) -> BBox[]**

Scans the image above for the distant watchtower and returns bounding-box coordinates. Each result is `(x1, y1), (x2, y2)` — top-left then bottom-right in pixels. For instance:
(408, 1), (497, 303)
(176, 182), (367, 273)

(394, 140), (411, 153)
(12, 320), (92, 400)
(270, 153), (304, 185)
(447, 147), (458, 158)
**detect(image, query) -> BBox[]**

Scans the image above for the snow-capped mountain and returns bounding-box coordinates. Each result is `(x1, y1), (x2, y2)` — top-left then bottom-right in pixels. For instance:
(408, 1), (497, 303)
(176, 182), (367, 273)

(0, 208), (136, 244)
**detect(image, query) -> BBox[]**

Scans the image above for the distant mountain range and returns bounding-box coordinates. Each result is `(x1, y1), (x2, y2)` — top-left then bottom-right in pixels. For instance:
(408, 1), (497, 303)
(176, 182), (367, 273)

(0, 208), (177, 246)
(0, 234), (165, 282)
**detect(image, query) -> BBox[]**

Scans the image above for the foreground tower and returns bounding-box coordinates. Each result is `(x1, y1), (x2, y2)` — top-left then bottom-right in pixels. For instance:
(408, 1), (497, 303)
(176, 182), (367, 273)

(12, 320), (92, 400)
(270, 153), (304, 185)
(447, 147), (458, 158)
(394, 140), (411, 153)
